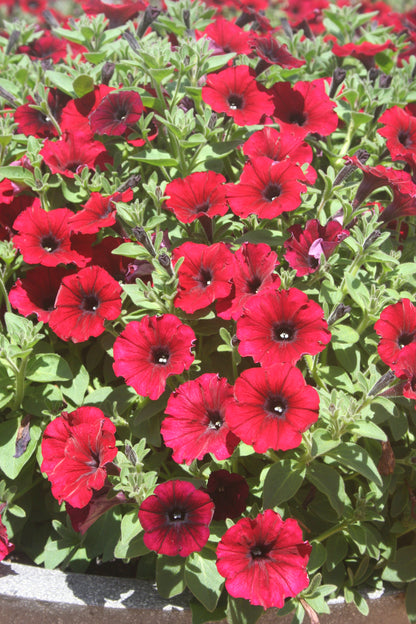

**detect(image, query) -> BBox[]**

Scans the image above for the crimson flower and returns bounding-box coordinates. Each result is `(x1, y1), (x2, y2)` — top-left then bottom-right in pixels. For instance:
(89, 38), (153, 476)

(69, 189), (133, 234)
(0, 508), (14, 562)
(196, 17), (252, 55)
(161, 373), (239, 465)
(374, 299), (416, 375)
(89, 90), (144, 136)
(251, 35), (305, 73)
(226, 157), (306, 220)
(207, 470), (249, 521)
(40, 131), (112, 179)
(40, 406), (117, 508)
(60, 85), (113, 138)
(48, 265), (123, 343)
(331, 40), (396, 69)
(395, 343), (416, 400)
(216, 509), (311, 608)
(81, 0), (147, 27)
(17, 32), (71, 63)
(14, 89), (70, 139)
(173, 242), (234, 314)
(201, 65), (274, 126)
(138, 480), (214, 557)
(164, 171), (228, 224)
(112, 314), (196, 400)
(227, 365), (319, 452)
(237, 288), (331, 366)
(377, 106), (416, 167)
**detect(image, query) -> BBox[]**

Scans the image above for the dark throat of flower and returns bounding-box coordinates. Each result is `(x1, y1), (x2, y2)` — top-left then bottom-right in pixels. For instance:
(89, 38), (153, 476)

(250, 541), (274, 560)
(207, 409), (223, 430)
(81, 294), (100, 312)
(263, 183), (281, 202)
(228, 94), (244, 110)
(41, 234), (60, 253)
(264, 394), (287, 419)
(272, 322), (295, 342)
(151, 346), (170, 366)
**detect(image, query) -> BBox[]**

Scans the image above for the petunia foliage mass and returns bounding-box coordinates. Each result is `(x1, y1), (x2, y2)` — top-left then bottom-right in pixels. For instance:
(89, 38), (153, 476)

(0, 0), (416, 622)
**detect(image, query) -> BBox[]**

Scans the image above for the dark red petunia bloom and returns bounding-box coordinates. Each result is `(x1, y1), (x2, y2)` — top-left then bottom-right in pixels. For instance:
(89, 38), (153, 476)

(216, 509), (311, 608)
(41, 406), (117, 509)
(285, 0), (329, 34)
(66, 485), (127, 534)
(89, 90), (144, 136)
(40, 131), (112, 179)
(9, 266), (72, 323)
(217, 242), (280, 321)
(0, 507), (14, 562)
(196, 17), (252, 55)
(164, 171), (228, 224)
(226, 157), (306, 220)
(237, 288), (331, 367)
(161, 373), (239, 465)
(271, 79), (338, 139)
(250, 35), (305, 73)
(113, 314), (196, 400)
(377, 106), (416, 167)
(207, 470), (249, 521)
(12, 202), (88, 267)
(395, 343), (416, 400)
(201, 65), (274, 126)
(173, 242), (234, 314)
(284, 219), (349, 277)
(60, 85), (113, 138)
(227, 365), (319, 452)
(242, 127), (317, 184)
(17, 32), (70, 63)
(14, 89), (70, 139)
(138, 480), (214, 557)
(374, 299), (416, 375)
(331, 40), (396, 69)
(48, 265), (122, 343)
(82, 0), (148, 27)
(69, 189), (133, 234)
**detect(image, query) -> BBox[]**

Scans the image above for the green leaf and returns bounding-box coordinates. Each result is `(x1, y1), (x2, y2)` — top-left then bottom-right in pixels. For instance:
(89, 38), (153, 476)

(61, 363), (89, 406)
(131, 149), (178, 166)
(156, 555), (186, 598)
(348, 420), (387, 441)
(308, 541), (327, 573)
(406, 580), (416, 622)
(344, 587), (369, 616)
(344, 274), (370, 310)
(307, 461), (350, 516)
(73, 74), (94, 98)
(26, 353), (73, 382)
(331, 324), (360, 346)
(185, 550), (224, 612)
(190, 599), (227, 624)
(325, 534), (348, 571)
(262, 459), (305, 508)
(0, 419), (41, 479)
(226, 597), (264, 624)
(327, 442), (383, 488)
(310, 429), (340, 458)
(83, 51), (108, 63)
(45, 70), (75, 96)
(382, 546), (416, 582)
(0, 166), (35, 185)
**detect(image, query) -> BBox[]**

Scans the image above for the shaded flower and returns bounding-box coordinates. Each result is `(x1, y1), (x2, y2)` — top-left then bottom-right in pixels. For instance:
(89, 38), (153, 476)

(66, 485), (127, 534)
(216, 509), (312, 608)
(395, 342), (416, 400)
(0, 507), (14, 562)
(374, 299), (416, 375)
(138, 480), (214, 557)
(250, 34), (305, 73)
(40, 406), (117, 508)
(89, 90), (144, 136)
(14, 88), (70, 139)
(207, 470), (249, 521)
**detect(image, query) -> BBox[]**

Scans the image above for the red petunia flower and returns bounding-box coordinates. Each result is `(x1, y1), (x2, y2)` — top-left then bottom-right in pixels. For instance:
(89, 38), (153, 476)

(161, 373), (239, 465)
(285, 0), (329, 34)
(374, 299), (416, 375)
(60, 85), (114, 138)
(66, 485), (127, 534)
(331, 40), (396, 69)
(12, 202), (88, 267)
(226, 157), (306, 220)
(164, 171), (228, 224)
(216, 509), (311, 608)
(138, 480), (214, 557)
(113, 314), (196, 400)
(89, 90), (144, 136)
(41, 406), (117, 508)
(173, 242), (234, 314)
(284, 219), (349, 277)
(377, 106), (416, 167)
(207, 470), (249, 521)
(40, 131), (112, 179)
(14, 89), (70, 139)
(250, 34), (305, 73)
(271, 79), (338, 139)
(201, 65), (274, 126)
(236, 288), (331, 366)
(196, 17), (252, 55)
(0, 507), (14, 562)
(69, 189), (133, 234)
(81, 0), (148, 27)
(395, 343), (416, 400)
(227, 365), (319, 452)
(48, 265), (122, 343)
(17, 32), (70, 63)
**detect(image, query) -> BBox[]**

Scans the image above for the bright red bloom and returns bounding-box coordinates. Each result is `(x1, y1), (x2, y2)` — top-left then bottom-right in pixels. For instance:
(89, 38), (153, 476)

(69, 189), (133, 234)
(216, 509), (311, 608)
(40, 131), (112, 179)
(60, 85), (113, 138)
(82, 0), (147, 27)
(227, 365), (319, 452)
(161, 373), (239, 465)
(395, 343), (416, 400)
(285, 0), (329, 33)
(138, 480), (214, 557)
(113, 314), (196, 400)
(48, 265), (122, 343)
(284, 219), (349, 277)
(201, 65), (274, 126)
(164, 171), (228, 224)
(0, 508), (14, 562)
(41, 407), (117, 508)
(196, 17), (252, 55)
(226, 157), (306, 220)
(237, 288), (331, 366)
(9, 266), (72, 323)
(12, 203), (88, 267)
(374, 299), (416, 375)
(377, 106), (416, 167)
(271, 79), (338, 139)
(173, 242), (234, 314)
(14, 89), (70, 139)
(89, 90), (144, 136)
(217, 242), (280, 321)
(207, 470), (249, 521)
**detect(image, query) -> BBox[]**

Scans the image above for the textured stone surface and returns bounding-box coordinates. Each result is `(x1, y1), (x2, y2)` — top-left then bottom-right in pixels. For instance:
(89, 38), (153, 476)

(0, 562), (409, 624)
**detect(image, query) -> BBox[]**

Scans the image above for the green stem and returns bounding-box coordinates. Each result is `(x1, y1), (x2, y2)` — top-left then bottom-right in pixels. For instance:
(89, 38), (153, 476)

(314, 521), (348, 543)
(10, 477), (43, 503)
(0, 275), (11, 313)
(13, 354), (30, 409)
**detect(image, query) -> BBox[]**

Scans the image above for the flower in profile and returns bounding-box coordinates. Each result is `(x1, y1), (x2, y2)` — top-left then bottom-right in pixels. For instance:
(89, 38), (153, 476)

(161, 373), (239, 465)
(237, 288), (331, 367)
(69, 189), (133, 234)
(173, 242), (234, 314)
(113, 314), (196, 400)
(89, 90), (144, 136)
(284, 219), (349, 276)
(164, 171), (228, 224)
(12, 202), (88, 268)
(81, 0), (147, 27)
(48, 265), (123, 343)
(201, 65), (274, 126)
(138, 480), (214, 557)
(216, 509), (311, 608)
(40, 131), (112, 179)
(227, 365), (319, 453)
(374, 299), (416, 375)
(207, 470), (249, 521)
(226, 157), (306, 220)
(0, 507), (14, 562)
(66, 485), (127, 534)
(331, 40), (396, 70)
(40, 406), (117, 508)
(250, 35), (305, 74)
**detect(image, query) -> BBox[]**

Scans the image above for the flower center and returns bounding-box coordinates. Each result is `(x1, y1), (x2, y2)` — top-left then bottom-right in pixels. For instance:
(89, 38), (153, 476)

(398, 332), (414, 348)
(198, 267), (213, 287)
(228, 94), (244, 110)
(246, 275), (262, 293)
(168, 508), (186, 522)
(250, 542), (273, 560)
(398, 130), (412, 148)
(115, 107), (128, 121)
(195, 201), (210, 213)
(272, 322), (295, 342)
(207, 409), (223, 430)
(66, 161), (82, 172)
(41, 234), (59, 253)
(289, 111), (306, 126)
(263, 183), (281, 202)
(151, 346), (170, 365)
(264, 394), (287, 418)
(81, 294), (99, 312)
